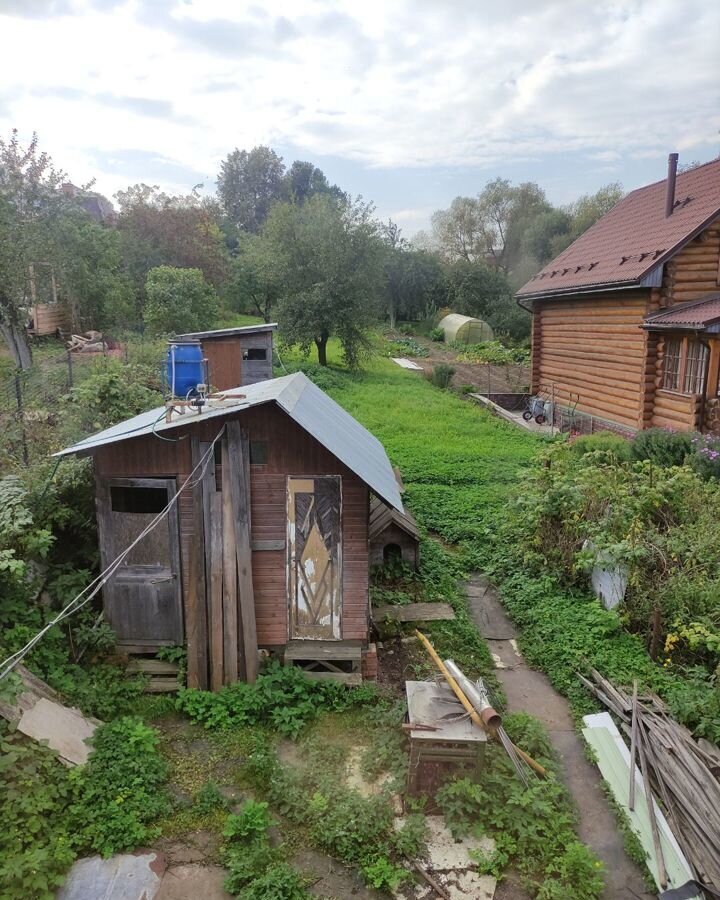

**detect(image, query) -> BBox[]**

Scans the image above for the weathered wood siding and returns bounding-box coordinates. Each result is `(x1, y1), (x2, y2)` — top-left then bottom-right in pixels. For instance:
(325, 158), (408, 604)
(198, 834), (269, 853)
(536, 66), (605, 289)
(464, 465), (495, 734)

(93, 403), (369, 649)
(31, 303), (70, 335)
(531, 291), (652, 429)
(201, 331), (274, 391)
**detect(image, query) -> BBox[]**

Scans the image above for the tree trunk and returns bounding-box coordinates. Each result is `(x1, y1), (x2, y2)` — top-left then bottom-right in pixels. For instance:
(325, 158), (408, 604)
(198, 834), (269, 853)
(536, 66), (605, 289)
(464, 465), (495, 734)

(315, 333), (329, 367)
(388, 295), (396, 329)
(0, 319), (33, 370)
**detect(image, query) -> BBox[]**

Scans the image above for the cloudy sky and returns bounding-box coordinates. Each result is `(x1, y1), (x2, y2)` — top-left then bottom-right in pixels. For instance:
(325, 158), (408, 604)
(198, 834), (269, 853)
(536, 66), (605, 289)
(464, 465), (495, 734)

(1, 0), (719, 234)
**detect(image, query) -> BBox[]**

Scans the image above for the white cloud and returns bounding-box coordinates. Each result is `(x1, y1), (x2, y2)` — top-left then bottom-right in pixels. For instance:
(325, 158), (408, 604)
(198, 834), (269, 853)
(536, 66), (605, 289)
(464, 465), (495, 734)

(0, 0), (718, 204)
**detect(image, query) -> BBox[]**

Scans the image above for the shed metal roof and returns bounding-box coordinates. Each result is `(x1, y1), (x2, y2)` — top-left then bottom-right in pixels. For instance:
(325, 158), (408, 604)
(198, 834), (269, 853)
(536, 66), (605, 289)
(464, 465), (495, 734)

(175, 323), (277, 340)
(55, 372), (403, 511)
(517, 157), (720, 300)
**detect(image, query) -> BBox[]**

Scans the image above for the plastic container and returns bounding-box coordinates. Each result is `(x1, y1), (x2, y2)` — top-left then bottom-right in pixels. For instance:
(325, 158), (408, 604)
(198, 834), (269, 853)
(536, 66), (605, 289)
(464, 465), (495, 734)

(166, 341), (204, 398)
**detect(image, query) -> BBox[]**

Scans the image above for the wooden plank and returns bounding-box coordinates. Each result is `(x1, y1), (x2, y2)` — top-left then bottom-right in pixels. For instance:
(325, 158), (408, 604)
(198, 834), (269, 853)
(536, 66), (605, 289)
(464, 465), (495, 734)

(227, 421), (258, 683)
(144, 677), (182, 693)
(187, 438), (209, 689)
(126, 659), (179, 675)
(373, 602), (456, 623)
(285, 642), (362, 661)
(209, 490), (224, 691)
(252, 539), (286, 551)
(222, 438), (239, 684)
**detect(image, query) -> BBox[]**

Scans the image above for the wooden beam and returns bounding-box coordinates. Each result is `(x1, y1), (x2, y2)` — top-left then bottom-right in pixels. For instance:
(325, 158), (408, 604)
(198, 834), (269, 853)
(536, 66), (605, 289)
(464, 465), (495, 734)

(226, 420), (258, 683)
(208, 491), (225, 691)
(187, 437), (209, 690)
(222, 439), (239, 684)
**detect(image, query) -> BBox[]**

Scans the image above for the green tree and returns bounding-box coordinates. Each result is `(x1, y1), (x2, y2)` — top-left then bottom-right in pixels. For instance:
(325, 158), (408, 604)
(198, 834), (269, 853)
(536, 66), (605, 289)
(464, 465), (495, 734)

(115, 184), (228, 298)
(217, 146), (285, 233)
(144, 266), (219, 335)
(445, 259), (527, 340)
(226, 233), (282, 322)
(381, 221), (446, 326)
(0, 131), (68, 369)
(53, 212), (134, 330)
(283, 160), (344, 205)
(550, 182), (624, 256)
(265, 195), (383, 367)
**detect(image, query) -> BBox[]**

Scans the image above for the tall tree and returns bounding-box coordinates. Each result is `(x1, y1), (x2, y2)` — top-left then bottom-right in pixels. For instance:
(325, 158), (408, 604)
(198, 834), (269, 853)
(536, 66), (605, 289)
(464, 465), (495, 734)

(0, 131), (69, 369)
(381, 220), (445, 326)
(283, 160), (344, 205)
(226, 232), (282, 322)
(264, 195), (383, 366)
(115, 184), (228, 299)
(217, 146), (285, 233)
(430, 197), (485, 263)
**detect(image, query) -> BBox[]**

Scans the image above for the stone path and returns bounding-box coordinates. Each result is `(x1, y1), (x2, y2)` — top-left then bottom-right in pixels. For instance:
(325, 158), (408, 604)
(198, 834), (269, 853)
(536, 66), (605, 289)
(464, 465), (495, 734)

(466, 574), (654, 900)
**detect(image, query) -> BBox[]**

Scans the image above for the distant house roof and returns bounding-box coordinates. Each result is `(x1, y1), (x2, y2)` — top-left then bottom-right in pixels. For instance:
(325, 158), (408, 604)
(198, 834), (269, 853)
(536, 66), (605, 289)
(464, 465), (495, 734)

(517, 157), (720, 301)
(643, 294), (720, 333)
(175, 324), (277, 341)
(55, 372), (403, 511)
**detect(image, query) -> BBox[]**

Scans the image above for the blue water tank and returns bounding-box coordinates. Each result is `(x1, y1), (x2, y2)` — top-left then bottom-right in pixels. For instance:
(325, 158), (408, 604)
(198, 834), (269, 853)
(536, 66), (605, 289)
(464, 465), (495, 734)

(166, 341), (204, 398)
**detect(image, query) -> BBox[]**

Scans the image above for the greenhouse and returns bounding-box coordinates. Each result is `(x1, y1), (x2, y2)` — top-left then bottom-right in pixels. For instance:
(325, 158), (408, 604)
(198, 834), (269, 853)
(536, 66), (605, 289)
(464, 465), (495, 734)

(438, 313), (494, 344)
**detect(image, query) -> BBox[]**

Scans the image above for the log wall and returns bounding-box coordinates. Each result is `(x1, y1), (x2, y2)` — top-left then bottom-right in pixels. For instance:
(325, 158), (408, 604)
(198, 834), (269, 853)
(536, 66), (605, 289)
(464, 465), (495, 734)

(659, 222), (720, 306)
(94, 404), (370, 650)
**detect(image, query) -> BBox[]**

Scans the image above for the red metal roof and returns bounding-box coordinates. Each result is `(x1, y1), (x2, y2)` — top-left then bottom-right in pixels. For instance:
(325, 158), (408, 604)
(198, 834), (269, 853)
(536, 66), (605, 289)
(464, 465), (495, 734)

(643, 294), (720, 331)
(517, 157), (720, 299)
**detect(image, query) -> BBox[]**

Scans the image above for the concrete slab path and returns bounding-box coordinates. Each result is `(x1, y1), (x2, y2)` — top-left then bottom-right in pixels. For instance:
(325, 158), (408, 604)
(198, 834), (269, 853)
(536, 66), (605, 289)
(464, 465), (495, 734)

(466, 574), (654, 900)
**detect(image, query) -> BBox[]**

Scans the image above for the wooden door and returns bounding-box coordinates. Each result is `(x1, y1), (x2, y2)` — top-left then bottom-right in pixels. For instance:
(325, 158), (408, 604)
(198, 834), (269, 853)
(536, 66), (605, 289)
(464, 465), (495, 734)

(97, 477), (183, 649)
(288, 476), (342, 640)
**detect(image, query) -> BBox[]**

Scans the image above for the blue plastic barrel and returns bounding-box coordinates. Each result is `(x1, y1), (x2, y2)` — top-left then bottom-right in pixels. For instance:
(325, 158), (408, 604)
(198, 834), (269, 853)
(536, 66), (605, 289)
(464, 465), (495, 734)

(166, 341), (204, 397)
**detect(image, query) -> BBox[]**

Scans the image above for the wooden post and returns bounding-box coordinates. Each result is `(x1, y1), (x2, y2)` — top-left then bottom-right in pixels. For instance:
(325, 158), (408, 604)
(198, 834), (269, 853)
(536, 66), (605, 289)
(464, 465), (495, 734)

(226, 420), (258, 682)
(221, 439), (240, 683)
(187, 437), (209, 689)
(209, 491), (224, 691)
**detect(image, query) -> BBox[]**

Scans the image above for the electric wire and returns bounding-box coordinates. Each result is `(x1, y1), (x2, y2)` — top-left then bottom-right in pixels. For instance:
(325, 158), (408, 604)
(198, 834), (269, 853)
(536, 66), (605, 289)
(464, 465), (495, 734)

(0, 426), (226, 682)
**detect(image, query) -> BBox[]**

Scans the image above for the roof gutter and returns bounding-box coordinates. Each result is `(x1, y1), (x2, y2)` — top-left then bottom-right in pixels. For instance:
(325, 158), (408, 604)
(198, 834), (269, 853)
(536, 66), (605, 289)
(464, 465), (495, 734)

(516, 279), (642, 303)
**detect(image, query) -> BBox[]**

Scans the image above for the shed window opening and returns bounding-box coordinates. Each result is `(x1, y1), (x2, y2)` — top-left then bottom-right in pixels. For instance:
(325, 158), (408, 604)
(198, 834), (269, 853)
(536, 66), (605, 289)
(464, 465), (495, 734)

(243, 347), (267, 361)
(249, 440), (268, 465)
(110, 485), (168, 514)
(683, 340), (708, 394)
(661, 338), (682, 391)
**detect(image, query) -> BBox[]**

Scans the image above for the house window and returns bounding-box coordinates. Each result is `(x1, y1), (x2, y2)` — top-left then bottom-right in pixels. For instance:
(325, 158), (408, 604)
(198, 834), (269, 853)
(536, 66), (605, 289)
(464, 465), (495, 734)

(662, 338), (682, 391)
(243, 347), (267, 361)
(683, 340), (708, 394)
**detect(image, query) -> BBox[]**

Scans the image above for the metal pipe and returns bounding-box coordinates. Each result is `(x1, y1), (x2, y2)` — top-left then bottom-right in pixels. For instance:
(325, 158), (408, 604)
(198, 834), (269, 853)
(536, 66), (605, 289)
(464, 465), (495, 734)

(444, 659), (502, 730)
(665, 152), (679, 217)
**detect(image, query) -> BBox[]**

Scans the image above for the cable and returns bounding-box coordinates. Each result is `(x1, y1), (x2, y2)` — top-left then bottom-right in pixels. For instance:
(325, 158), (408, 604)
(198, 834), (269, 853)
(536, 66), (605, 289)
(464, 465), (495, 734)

(0, 426), (226, 682)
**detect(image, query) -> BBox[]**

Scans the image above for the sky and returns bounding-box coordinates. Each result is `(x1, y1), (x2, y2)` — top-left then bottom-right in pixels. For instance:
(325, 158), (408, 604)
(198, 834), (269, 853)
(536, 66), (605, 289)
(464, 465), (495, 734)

(1, 0), (719, 235)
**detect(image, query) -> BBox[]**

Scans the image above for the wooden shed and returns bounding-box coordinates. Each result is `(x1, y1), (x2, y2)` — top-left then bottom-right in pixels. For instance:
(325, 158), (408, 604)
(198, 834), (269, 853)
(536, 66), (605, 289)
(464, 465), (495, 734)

(56, 373), (404, 689)
(175, 324), (277, 391)
(438, 313), (494, 345)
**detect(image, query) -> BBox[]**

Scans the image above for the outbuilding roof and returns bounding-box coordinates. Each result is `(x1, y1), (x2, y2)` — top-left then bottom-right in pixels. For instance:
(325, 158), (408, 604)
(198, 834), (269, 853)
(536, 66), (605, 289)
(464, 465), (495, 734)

(175, 323), (277, 340)
(643, 294), (720, 333)
(517, 157), (720, 300)
(55, 372), (403, 511)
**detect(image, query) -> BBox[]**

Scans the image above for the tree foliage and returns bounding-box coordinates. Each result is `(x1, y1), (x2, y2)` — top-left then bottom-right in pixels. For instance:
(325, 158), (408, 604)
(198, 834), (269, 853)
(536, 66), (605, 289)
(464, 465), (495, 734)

(217, 146), (286, 233)
(264, 195), (383, 366)
(144, 265), (219, 334)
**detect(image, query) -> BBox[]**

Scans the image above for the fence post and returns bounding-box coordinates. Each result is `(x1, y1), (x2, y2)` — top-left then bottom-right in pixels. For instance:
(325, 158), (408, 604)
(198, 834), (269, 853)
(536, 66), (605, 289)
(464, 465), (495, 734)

(67, 350), (74, 388)
(14, 374), (29, 467)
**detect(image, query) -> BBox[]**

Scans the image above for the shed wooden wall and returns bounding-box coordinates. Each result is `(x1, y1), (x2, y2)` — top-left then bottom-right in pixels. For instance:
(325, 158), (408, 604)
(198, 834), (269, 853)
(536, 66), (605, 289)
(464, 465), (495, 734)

(31, 303), (70, 335)
(93, 403), (370, 649)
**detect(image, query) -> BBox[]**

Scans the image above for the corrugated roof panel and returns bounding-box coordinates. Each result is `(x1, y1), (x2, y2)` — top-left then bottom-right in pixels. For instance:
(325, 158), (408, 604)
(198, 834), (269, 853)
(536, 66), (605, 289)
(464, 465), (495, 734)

(55, 372), (404, 511)
(175, 323), (278, 340)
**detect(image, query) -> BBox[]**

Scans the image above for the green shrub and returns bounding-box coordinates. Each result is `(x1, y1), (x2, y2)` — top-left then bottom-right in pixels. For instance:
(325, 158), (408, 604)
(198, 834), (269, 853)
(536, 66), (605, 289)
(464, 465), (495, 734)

(360, 856), (409, 891)
(452, 340), (530, 365)
(397, 323), (414, 335)
(390, 337), (428, 358)
(224, 801), (273, 841)
(0, 728), (75, 900)
(569, 431), (631, 461)
(236, 864), (309, 900)
(144, 265), (219, 335)
(430, 327), (445, 342)
(689, 433), (720, 480)
(176, 660), (379, 738)
(429, 363), (455, 389)
(65, 361), (162, 432)
(68, 717), (169, 857)
(630, 427), (691, 467)
(194, 781), (228, 815)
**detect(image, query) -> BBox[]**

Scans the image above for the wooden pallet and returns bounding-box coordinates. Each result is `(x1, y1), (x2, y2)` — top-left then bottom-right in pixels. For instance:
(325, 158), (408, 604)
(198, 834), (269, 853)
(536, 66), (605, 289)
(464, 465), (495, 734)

(284, 641), (363, 684)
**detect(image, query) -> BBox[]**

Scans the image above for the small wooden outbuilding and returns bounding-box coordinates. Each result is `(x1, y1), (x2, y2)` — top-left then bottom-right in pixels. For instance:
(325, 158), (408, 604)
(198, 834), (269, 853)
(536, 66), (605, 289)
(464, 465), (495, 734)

(57, 372), (404, 689)
(438, 313), (494, 345)
(369, 493), (420, 569)
(175, 324), (277, 391)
